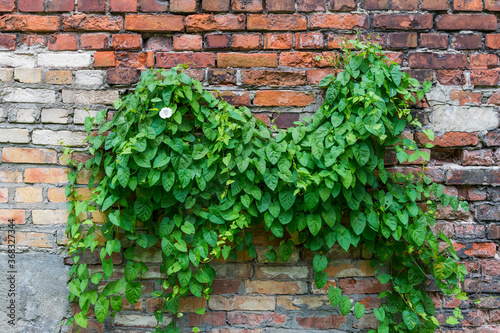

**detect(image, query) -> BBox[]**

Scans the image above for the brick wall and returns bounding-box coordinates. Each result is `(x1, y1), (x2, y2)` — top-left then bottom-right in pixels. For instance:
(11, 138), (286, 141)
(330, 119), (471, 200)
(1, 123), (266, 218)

(0, 0), (499, 332)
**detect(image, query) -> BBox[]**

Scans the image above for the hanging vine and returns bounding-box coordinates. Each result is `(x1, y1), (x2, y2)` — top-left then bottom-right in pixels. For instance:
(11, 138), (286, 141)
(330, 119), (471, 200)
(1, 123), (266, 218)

(64, 39), (469, 333)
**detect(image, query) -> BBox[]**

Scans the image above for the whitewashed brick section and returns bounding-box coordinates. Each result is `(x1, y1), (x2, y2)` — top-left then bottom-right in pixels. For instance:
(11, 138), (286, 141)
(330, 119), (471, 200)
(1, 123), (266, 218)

(32, 210), (68, 225)
(114, 314), (172, 327)
(62, 90), (119, 105)
(41, 109), (68, 124)
(0, 129), (30, 143)
(74, 109), (98, 124)
(14, 68), (42, 83)
(11, 108), (36, 123)
(2, 88), (56, 104)
(0, 108), (5, 121)
(0, 69), (12, 81)
(32, 130), (87, 147)
(0, 54), (35, 68)
(431, 106), (500, 133)
(75, 70), (106, 86)
(37, 53), (92, 68)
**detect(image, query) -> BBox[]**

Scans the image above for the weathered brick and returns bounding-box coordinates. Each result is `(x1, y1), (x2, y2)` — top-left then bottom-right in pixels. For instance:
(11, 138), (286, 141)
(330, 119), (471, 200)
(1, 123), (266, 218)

(185, 312), (227, 327)
(408, 53), (468, 69)
(0, 188), (7, 203)
(170, 0), (197, 12)
(329, 0), (355, 11)
(296, 32), (324, 49)
(232, 33), (262, 50)
(0, 0), (15, 11)
(6, 232), (52, 247)
(327, 33), (386, 49)
(0, 68), (11, 81)
(389, 32), (417, 49)
(247, 14), (307, 31)
(326, 260), (376, 277)
(11, 108), (36, 123)
(296, 315), (346, 329)
(47, 0), (75, 11)
(2, 148), (58, 164)
(206, 34), (231, 49)
(107, 68), (140, 85)
(310, 14), (368, 30)
(471, 54), (498, 69)
(157, 52), (215, 68)
(112, 34), (142, 50)
(62, 90), (119, 105)
(422, 0), (448, 10)
(306, 68), (337, 84)
(19, 0), (45, 12)
(454, 0), (483, 11)
(0, 34), (15, 50)
(436, 70), (465, 85)
(207, 69), (236, 85)
(0, 129), (30, 144)
(110, 0), (137, 12)
(41, 108), (69, 123)
(463, 242), (497, 257)
(267, 0), (295, 12)
(62, 14), (123, 31)
(454, 34), (482, 50)
(14, 68), (42, 83)
(218, 53), (277, 68)
(447, 169), (500, 186)
(254, 91), (314, 106)
(365, 0), (389, 9)
(94, 51), (116, 67)
(228, 312), (286, 326)
(33, 210), (68, 225)
(203, 0), (230, 12)
(38, 53), (92, 68)
(24, 168), (68, 184)
(374, 14), (433, 30)
(138, 0), (169, 11)
(216, 91), (251, 106)
(232, 0), (263, 12)
(186, 14), (246, 32)
(49, 34), (77, 51)
(490, 224), (500, 239)
(0, 209), (25, 224)
(450, 91), (482, 105)
(245, 280), (308, 294)
(78, 0), (105, 12)
(208, 296), (275, 311)
(392, 0), (419, 10)
(171, 35), (199, 51)
(242, 70), (307, 86)
(279, 52), (317, 67)
(125, 15), (184, 32)
(45, 70), (72, 84)
(146, 36), (173, 51)
(81, 33), (110, 49)
(0, 167), (22, 183)
(0, 15), (60, 32)
(471, 70), (499, 86)
(337, 278), (388, 294)
(0, 54), (34, 68)
(14, 187), (43, 203)
(420, 33), (448, 49)
(3, 88), (56, 103)
(264, 33), (293, 49)
(436, 14), (497, 31)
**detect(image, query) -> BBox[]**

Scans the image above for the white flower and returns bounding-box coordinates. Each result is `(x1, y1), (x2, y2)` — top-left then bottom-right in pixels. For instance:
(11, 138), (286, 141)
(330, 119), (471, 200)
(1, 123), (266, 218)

(159, 107), (173, 119)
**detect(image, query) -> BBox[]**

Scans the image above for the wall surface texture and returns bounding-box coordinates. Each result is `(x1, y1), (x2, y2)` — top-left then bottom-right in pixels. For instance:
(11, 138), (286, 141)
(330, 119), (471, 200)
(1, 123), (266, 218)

(0, 0), (499, 332)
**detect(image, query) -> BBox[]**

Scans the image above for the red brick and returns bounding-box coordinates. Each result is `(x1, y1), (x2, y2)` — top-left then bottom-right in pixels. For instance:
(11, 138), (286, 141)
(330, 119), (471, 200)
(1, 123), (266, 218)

(115, 52), (147, 68)
(408, 53), (468, 69)
(2, 148), (58, 164)
(228, 312), (286, 326)
(207, 69), (236, 85)
(107, 68), (140, 85)
(490, 224), (500, 238)
(254, 114), (271, 126)
(385, 52), (404, 65)
(232, 0), (263, 12)
(436, 70), (465, 85)
(203, 0), (230, 12)
(0, 0), (15, 11)
(47, 0), (75, 11)
(267, 0), (295, 12)
(264, 33), (293, 49)
(0, 15), (61, 32)
(280, 52), (317, 67)
(296, 315), (346, 329)
(94, 51), (116, 67)
(374, 14), (433, 30)
(310, 14), (369, 30)
(486, 0), (500, 10)
(0, 34), (15, 50)
(450, 91), (482, 105)
(389, 32), (417, 49)
(297, 0), (326, 11)
(125, 15), (184, 32)
(248, 14), (307, 31)
(488, 92), (500, 105)
(417, 131), (479, 147)
(306, 68), (337, 84)
(138, 0), (168, 12)
(173, 35), (201, 51)
(218, 53), (277, 68)
(254, 91), (314, 106)
(447, 170), (500, 186)
(186, 14), (246, 32)
(422, 0), (448, 10)
(436, 14), (497, 31)
(232, 33), (262, 50)
(296, 32), (324, 49)
(216, 91), (251, 106)
(206, 34), (231, 49)
(145, 36), (172, 51)
(338, 278), (388, 294)
(486, 34), (500, 49)
(49, 34), (77, 51)
(245, 280), (307, 294)
(62, 14), (123, 31)
(420, 33), (448, 49)
(242, 70), (306, 86)
(20, 35), (47, 47)
(454, 0), (483, 11)
(110, 0), (137, 12)
(464, 243), (497, 257)
(461, 150), (494, 166)
(471, 70), (499, 86)
(0, 210), (26, 224)
(157, 52), (216, 68)
(19, 0), (45, 11)
(329, 0), (355, 11)
(146, 50), (154, 67)
(25, 168), (68, 184)
(112, 34), (142, 50)
(81, 33), (110, 50)
(392, 0), (419, 10)
(0, 167), (22, 183)
(470, 54), (498, 69)
(453, 34), (482, 50)
(78, 0), (105, 12)
(185, 312), (227, 327)
(365, 0), (389, 9)
(170, 0), (197, 12)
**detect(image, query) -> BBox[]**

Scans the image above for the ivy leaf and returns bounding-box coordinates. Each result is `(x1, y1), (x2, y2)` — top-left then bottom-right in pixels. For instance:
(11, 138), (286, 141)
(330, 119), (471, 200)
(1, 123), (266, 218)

(353, 142), (370, 166)
(110, 296), (122, 312)
(279, 190), (295, 211)
(124, 261), (140, 282)
(162, 172), (175, 192)
(313, 254), (328, 273)
(278, 240), (294, 262)
(189, 280), (202, 298)
(307, 214), (322, 236)
(178, 269), (192, 287)
(263, 168), (279, 191)
(134, 199), (153, 221)
(266, 142), (281, 165)
(337, 226), (351, 252)
(328, 287), (342, 307)
(203, 230), (217, 247)
(74, 312), (88, 328)
(178, 169), (191, 188)
(117, 168), (130, 188)
(374, 307), (385, 322)
(339, 296), (351, 316)
(125, 282), (141, 304)
(409, 224), (425, 246)
(304, 190), (320, 211)
(351, 211), (366, 235)
(133, 154), (151, 168)
(95, 296), (109, 323)
(314, 271), (327, 289)
(354, 302), (365, 319)
(403, 310), (417, 330)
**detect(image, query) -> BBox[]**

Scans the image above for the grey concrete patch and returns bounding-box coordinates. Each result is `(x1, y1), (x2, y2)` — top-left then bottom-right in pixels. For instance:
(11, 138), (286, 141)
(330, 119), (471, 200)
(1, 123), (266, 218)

(430, 105), (499, 133)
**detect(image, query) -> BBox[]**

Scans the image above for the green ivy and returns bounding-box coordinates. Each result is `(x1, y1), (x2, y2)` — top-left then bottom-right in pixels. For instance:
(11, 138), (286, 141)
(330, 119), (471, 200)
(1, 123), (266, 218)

(64, 39), (469, 333)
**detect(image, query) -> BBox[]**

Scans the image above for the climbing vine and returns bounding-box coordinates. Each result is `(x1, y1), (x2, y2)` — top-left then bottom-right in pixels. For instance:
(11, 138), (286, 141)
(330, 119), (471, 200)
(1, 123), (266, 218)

(65, 39), (469, 332)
